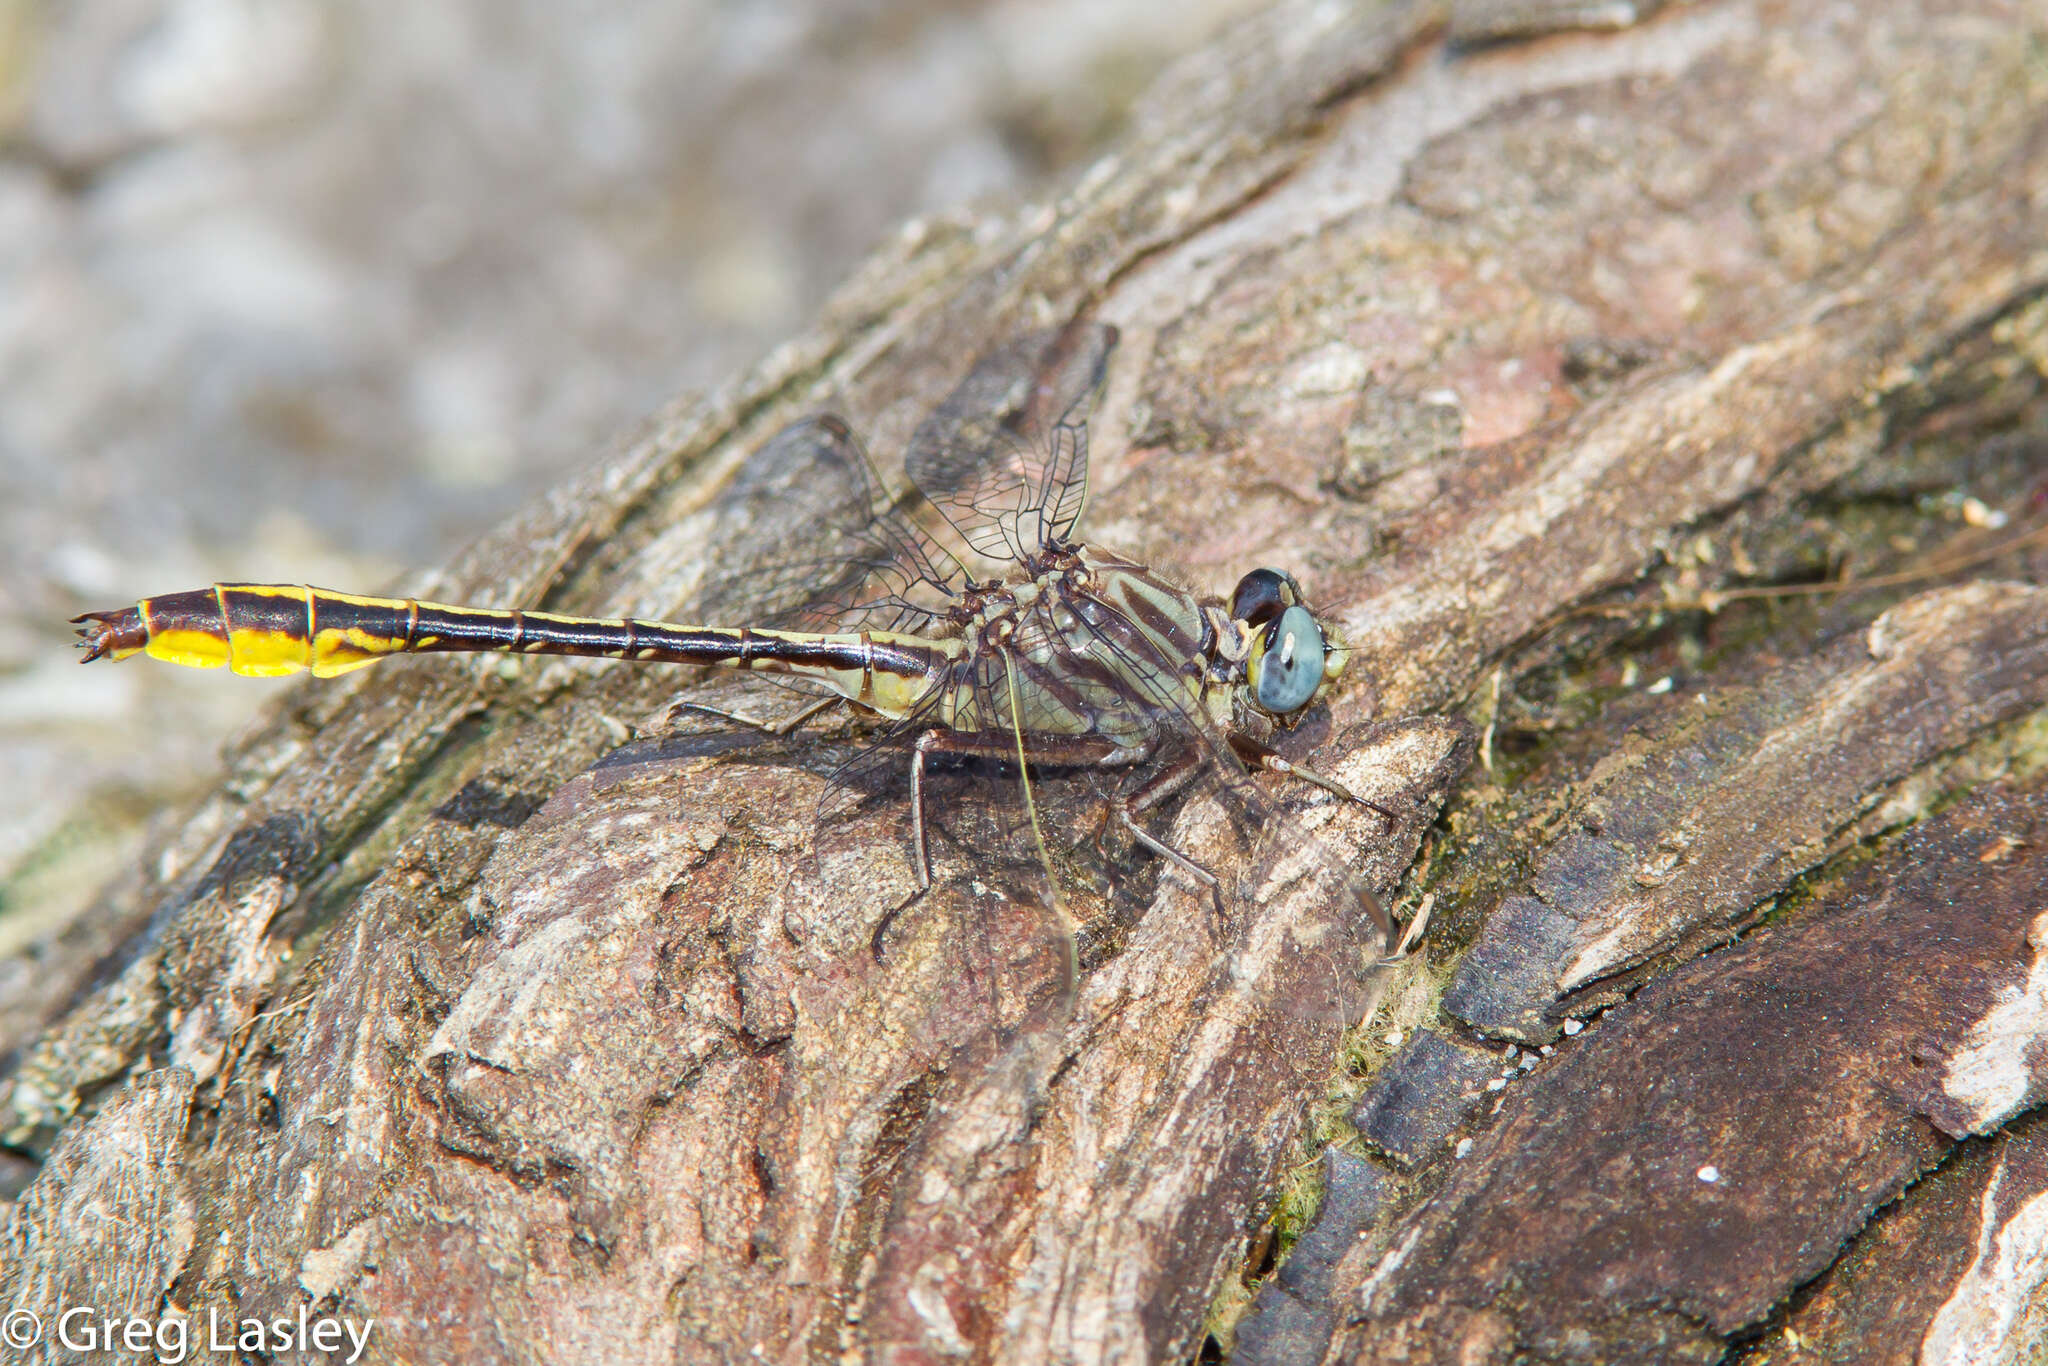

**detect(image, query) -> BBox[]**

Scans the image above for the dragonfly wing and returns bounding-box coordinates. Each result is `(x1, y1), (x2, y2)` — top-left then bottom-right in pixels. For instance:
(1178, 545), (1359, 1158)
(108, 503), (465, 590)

(694, 415), (961, 634)
(903, 321), (1117, 562)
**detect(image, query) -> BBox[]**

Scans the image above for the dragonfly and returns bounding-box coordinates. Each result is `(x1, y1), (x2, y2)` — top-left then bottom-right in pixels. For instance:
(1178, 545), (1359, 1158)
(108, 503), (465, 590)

(71, 321), (1402, 961)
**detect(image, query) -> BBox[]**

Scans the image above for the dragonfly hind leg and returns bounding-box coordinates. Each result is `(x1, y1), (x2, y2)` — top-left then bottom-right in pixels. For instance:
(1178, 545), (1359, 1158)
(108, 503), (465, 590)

(906, 726), (1133, 893)
(868, 729), (950, 962)
(669, 693), (841, 737)
(1119, 750), (1225, 909)
(883, 725), (1122, 958)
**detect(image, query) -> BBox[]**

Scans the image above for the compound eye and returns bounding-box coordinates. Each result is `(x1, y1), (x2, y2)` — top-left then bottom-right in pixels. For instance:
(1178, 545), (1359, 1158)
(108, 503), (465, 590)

(1251, 605), (1326, 714)
(1230, 568), (1295, 627)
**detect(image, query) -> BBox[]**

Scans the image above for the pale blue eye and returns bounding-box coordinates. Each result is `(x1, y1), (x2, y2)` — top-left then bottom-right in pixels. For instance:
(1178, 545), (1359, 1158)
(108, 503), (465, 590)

(1254, 605), (1325, 713)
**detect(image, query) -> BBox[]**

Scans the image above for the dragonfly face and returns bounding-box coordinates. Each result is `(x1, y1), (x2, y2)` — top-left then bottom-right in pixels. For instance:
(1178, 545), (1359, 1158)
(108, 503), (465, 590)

(1226, 567), (1345, 722)
(73, 321), (1399, 955)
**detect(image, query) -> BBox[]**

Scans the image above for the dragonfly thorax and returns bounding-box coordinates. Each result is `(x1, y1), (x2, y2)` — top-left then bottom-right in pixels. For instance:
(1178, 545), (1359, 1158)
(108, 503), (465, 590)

(920, 546), (1344, 754)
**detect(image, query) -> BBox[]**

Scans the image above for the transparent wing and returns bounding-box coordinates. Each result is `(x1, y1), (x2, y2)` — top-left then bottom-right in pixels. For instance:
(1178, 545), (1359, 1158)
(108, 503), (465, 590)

(904, 321), (1118, 563)
(661, 405), (1092, 1033)
(694, 415), (963, 633)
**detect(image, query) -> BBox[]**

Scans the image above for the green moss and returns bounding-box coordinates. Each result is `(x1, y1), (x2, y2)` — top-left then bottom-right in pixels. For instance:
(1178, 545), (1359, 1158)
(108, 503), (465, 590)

(0, 786), (158, 960)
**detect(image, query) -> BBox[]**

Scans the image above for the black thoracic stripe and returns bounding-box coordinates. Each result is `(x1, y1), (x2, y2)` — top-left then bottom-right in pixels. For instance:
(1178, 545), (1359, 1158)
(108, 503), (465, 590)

(1072, 610), (1196, 719)
(1058, 602), (1170, 698)
(1080, 645), (1176, 724)
(1008, 648), (1102, 722)
(1109, 583), (1195, 657)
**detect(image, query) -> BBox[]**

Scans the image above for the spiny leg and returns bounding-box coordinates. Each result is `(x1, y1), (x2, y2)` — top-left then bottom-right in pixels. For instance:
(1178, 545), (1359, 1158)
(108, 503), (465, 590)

(879, 722), (1110, 965)
(868, 729), (947, 962)
(1229, 734), (1400, 831)
(669, 693), (841, 737)
(877, 726), (1131, 959)
(902, 726), (1127, 896)
(1229, 733), (1402, 954)
(1119, 749), (1225, 909)
(909, 728), (942, 892)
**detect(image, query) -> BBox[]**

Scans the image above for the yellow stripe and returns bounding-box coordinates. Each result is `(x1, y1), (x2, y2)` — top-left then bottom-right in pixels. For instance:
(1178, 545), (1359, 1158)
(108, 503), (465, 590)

(310, 626), (405, 677)
(219, 584), (305, 676)
(200, 585), (422, 677)
(319, 589), (403, 610)
(521, 610), (627, 629)
(225, 583), (314, 603)
(422, 603), (509, 620)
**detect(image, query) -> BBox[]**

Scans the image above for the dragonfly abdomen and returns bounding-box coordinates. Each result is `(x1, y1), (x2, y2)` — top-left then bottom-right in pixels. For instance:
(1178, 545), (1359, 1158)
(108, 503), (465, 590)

(73, 584), (949, 710)
(74, 584), (438, 677)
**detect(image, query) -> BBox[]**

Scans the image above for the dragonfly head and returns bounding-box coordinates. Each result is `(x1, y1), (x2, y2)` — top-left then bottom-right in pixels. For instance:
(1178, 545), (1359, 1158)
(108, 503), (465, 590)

(1229, 568), (1343, 722)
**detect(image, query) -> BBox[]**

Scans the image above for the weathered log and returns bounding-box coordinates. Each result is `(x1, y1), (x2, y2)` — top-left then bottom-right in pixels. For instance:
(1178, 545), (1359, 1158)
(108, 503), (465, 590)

(6, 0), (2048, 1362)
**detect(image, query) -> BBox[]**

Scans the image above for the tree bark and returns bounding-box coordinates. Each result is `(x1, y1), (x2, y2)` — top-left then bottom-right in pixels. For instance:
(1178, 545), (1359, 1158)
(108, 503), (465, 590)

(7, 0), (2048, 1363)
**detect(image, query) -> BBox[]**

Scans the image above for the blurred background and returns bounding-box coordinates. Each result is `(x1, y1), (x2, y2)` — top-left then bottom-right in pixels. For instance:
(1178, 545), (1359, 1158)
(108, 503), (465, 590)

(0, 0), (1267, 948)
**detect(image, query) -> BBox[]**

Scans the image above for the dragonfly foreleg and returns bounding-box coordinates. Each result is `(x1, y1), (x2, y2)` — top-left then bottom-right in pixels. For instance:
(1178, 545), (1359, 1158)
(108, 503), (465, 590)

(1228, 734), (1398, 831)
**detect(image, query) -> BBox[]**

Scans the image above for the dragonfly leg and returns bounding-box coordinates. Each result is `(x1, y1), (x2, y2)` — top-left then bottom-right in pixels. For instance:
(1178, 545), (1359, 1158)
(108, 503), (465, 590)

(1120, 750), (1224, 905)
(904, 728), (1127, 893)
(1229, 734), (1399, 831)
(1118, 807), (1221, 895)
(1125, 746), (1205, 815)
(870, 889), (924, 962)
(909, 729), (942, 892)
(670, 694), (840, 736)
(1229, 734), (1403, 953)
(870, 730), (948, 963)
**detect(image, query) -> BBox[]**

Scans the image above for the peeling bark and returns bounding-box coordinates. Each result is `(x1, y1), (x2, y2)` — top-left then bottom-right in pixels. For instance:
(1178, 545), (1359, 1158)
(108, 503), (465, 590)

(5, 0), (2048, 1363)
(1336, 786), (2048, 1362)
